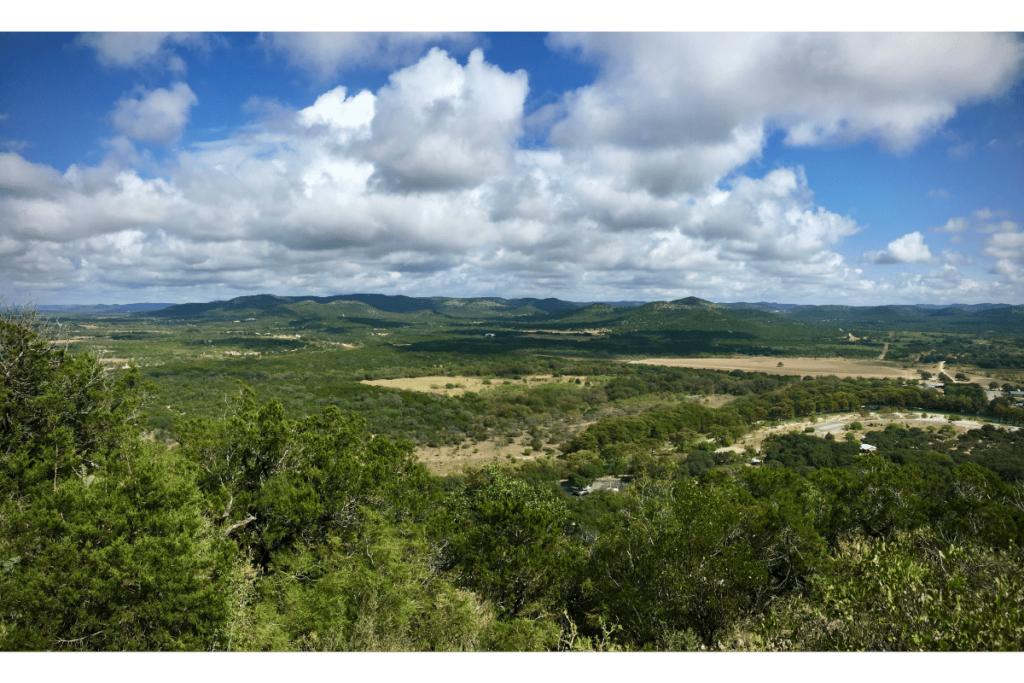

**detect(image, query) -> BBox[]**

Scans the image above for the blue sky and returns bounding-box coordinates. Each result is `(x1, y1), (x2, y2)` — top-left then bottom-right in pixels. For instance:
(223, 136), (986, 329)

(1, 28), (1022, 306)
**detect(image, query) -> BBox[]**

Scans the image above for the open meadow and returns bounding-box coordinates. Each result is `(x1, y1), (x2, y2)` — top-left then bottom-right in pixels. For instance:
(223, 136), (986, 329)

(632, 355), (917, 379)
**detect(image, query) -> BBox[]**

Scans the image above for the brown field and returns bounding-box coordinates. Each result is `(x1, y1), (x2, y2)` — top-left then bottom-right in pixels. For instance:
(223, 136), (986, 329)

(630, 356), (919, 379)
(415, 416), (603, 476)
(415, 437), (557, 476)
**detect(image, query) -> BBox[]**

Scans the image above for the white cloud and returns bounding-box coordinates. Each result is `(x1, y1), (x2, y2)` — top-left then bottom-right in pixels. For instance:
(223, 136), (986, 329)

(942, 249), (972, 266)
(0, 152), (64, 196)
(868, 231), (934, 264)
(77, 33), (208, 72)
(548, 33), (1024, 155)
(298, 87), (375, 133)
(110, 83), (198, 146)
(933, 209), (1020, 237)
(978, 220), (1020, 234)
(982, 230), (1024, 260)
(682, 167), (859, 263)
(990, 259), (1024, 283)
(358, 48), (529, 193)
(932, 216), (968, 233)
(261, 32), (476, 81)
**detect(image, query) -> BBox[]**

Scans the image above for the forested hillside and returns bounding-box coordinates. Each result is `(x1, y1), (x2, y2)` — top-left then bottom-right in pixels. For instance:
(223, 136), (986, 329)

(3, 308), (1023, 651)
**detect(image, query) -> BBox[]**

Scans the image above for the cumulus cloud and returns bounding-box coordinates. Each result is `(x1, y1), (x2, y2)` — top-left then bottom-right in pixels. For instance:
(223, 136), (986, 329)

(549, 33), (1024, 155)
(868, 231), (934, 264)
(932, 209), (1020, 236)
(977, 220), (1020, 234)
(261, 33), (476, 81)
(942, 249), (972, 266)
(932, 216), (969, 233)
(989, 259), (1024, 284)
(982, 230), (1024, 260)
(358, 48), (528, 193)
(680, 167), (859, 263)
(986, 227), (1024, 285)
(0, 152), (64, 197)
(110, 83), (198, 145)
(297, 87), (375, 133)
(77, 33), (208, 72)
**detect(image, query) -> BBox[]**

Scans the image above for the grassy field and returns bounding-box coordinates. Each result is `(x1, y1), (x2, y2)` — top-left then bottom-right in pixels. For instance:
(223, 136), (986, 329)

(632, 356), (922, 379)
(630, 356), (1017, 386)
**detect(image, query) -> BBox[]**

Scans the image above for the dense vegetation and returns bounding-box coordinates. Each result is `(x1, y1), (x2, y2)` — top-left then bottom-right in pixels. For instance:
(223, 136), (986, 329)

(3, 302), (1024, 651)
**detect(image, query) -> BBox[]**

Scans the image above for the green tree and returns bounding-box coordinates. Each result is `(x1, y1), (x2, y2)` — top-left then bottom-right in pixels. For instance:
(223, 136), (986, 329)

(443, 465), (584, 624)
(0, 441), (236, 650)
(0, 308), (233, 650)
(231, 512), (490, 651)
(1, 306), (150, 500)
(176, 385), (438, 569)
(588, 477), (768, 647)
(755, 531), (1024, 650)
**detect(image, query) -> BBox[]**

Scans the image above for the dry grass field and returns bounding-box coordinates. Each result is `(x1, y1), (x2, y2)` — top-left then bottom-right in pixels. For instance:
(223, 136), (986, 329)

(631, 356), (920, 379)
(628, 356), (1012, 388)
(415, 437), (557, 475)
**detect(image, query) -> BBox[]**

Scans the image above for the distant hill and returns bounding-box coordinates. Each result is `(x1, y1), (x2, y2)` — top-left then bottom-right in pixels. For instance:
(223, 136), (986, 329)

(140, 293), (1020, 332)
(147, 293), (634, 320)
(35, 303), (175, 314)
(912, 303), (1011, 312)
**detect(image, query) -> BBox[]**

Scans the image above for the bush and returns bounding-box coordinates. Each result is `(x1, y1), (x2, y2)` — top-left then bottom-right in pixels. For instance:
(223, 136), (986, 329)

(0, 307), (233, 650)
(755, 531), (1024, 651)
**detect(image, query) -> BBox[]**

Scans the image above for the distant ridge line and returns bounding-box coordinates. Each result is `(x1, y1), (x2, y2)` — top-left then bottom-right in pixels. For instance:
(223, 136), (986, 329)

(28, 295), (1013, 317)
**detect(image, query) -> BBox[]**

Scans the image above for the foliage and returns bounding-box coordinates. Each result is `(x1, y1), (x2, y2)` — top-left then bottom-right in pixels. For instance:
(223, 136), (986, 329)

(589, 477), (768, 647)
(1, 306), (152, 499)
(441, 465), (586, 621)
(0, 309), (231, 650)
(176, 385), (438, 568)
(755, 531), (1024, 650)
(0, 441), (236, 650)
(230, 514), (490, 651)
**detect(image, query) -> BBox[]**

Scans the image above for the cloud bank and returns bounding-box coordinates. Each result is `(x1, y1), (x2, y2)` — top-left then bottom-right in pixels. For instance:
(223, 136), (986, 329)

(3, 33), (1023, 305)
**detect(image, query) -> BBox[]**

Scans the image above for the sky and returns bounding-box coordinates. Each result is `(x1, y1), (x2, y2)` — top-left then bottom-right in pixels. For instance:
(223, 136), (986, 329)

(2, 21), (1023, 306)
